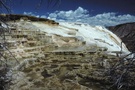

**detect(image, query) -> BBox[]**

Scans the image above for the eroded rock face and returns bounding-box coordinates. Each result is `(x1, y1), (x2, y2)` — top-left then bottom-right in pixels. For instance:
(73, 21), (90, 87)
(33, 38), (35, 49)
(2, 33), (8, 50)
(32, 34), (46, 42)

(107, 22), (135, 52)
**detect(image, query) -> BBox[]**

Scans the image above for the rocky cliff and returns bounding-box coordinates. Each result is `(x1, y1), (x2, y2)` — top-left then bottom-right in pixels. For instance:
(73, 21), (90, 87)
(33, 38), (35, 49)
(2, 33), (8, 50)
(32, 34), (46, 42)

(107, 22), (135, 52)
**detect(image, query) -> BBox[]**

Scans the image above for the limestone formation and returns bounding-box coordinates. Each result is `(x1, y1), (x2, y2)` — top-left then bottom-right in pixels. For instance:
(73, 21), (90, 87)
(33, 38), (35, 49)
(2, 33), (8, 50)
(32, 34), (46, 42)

(1, 14), (132, 90)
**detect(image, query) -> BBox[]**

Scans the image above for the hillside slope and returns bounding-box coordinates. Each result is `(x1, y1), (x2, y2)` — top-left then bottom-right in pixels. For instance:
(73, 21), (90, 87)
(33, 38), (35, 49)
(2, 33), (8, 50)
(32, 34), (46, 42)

(108, 22), (135, 52)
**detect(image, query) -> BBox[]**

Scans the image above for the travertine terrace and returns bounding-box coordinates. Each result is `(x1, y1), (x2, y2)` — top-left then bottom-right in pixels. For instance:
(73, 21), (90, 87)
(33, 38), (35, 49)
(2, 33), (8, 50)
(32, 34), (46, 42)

(0, 14), (131, 90)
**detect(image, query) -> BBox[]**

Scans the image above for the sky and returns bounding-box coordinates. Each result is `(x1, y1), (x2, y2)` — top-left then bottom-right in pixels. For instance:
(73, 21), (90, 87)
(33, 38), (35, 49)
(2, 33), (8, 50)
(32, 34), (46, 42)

(4, 0), (135, 26)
